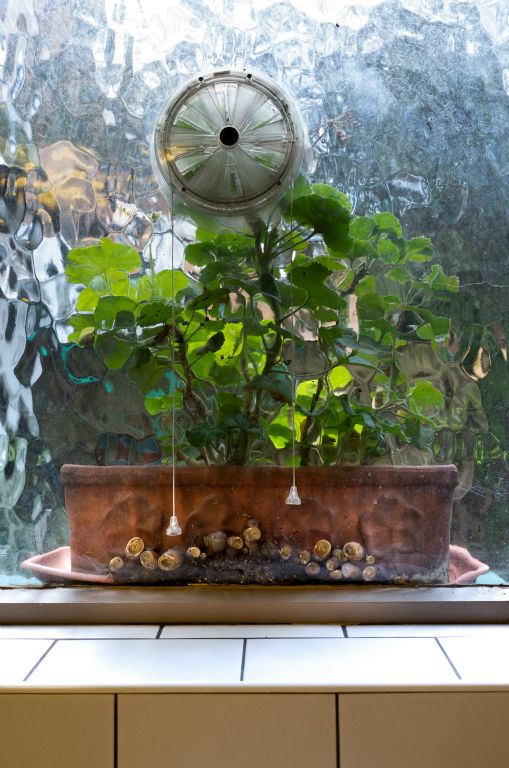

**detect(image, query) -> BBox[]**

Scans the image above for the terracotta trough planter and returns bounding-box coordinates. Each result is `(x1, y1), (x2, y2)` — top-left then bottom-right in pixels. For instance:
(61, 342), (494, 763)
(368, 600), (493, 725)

(61, 463), (459, 585)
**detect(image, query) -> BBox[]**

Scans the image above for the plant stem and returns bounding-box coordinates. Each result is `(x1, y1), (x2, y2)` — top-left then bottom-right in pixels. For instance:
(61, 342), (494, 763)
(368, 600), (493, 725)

(299, 377), (325, 466)
(230, 230), (285, 463)
(166, 323), (211, 464)
(148, 243), (155, 297)
(254, 233), (283, 375)
(228, 306), (254, 465)
(273, 230), (315, 258)
(172, 324), (209, 422)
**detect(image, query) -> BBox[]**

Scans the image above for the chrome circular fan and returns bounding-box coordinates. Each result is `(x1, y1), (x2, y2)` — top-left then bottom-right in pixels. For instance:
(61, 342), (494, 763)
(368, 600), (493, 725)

(153, 69), (305, 216)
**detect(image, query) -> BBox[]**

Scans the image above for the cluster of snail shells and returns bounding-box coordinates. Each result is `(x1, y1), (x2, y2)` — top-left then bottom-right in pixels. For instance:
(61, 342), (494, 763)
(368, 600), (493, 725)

(109, 530), (377, 582)
(109, 521), (264, 575)
(201, 520), (262, 557)
(109, 537), (183, 574)
(284, 539), (377, 581)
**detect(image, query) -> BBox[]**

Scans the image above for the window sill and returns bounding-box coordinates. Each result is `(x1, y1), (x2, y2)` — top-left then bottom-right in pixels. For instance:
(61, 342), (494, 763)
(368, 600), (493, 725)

(0, 584), (508, 624)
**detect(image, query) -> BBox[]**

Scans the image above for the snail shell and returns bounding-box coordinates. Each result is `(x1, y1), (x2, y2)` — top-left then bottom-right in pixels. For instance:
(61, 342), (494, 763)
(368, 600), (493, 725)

(140, 551), (157, 570)
(341, 562), (362, 580)
(299, 550), (311, 565)
(109, 556), (124, 571)
(243, 526), (262, 543)
(125, 537), (144, 559)
(203, 531), (227, 553)
(158, 549), (183, 571)
(227, 536), (244, 550)
(305, 562), (321, 577)
(363, 565), (377, 581)
(343, 541), (364, 561)
(186, 546), (201, 559)
(313, 539), (332, 561)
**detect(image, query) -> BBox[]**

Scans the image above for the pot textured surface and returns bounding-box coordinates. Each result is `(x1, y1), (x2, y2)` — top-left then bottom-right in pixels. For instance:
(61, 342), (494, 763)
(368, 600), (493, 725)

(61, 464), (458, 585)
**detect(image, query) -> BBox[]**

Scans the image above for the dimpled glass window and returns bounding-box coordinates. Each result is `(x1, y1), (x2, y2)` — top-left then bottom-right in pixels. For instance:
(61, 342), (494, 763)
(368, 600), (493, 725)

(1, 0), (508, 587)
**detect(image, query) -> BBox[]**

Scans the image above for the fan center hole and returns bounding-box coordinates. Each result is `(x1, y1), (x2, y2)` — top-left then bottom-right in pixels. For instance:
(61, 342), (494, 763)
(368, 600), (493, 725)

(219, 126), (239, 146)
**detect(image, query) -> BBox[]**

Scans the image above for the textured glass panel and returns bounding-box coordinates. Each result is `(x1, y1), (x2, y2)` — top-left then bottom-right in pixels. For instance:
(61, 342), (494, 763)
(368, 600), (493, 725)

(0, 0), (508, 585)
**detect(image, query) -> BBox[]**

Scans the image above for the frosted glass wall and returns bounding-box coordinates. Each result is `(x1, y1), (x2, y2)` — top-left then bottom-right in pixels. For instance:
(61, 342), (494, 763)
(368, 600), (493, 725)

(1, 0), (509, 584)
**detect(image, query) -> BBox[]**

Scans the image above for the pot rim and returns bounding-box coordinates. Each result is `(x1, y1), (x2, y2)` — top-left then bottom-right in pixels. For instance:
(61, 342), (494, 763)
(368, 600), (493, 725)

(60, 463), (459, 488)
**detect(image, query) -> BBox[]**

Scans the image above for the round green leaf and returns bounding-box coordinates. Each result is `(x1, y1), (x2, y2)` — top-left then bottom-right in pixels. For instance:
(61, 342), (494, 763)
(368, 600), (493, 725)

(66, 238), (141, 286)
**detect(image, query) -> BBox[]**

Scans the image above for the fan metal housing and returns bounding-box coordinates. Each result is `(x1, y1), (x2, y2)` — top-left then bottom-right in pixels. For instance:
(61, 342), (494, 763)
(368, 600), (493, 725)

(153, 69), (305, 216)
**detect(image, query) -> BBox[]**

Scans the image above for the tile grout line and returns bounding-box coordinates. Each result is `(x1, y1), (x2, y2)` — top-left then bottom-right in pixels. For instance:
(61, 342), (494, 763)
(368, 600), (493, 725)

(67, 636), (166, 641)
(435, 637), (462, 680)
(114, 694), (118, 768)
(336, 693), (341, 768)
(157, 635), (345, 640)
(22, 639), (58, 682)
(240, 638), (247, 681)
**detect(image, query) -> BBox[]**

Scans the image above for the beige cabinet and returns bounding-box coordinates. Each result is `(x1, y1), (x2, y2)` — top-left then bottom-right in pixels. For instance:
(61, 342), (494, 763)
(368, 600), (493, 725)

(118, 693), (336, 768)
(0, 694), (114, 768)
(339, 692), (509, 768)
(6, 689), (509, 768)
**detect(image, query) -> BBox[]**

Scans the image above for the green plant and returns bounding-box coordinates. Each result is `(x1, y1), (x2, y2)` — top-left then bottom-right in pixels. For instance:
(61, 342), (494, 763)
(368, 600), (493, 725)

(64, 179), (460, 467)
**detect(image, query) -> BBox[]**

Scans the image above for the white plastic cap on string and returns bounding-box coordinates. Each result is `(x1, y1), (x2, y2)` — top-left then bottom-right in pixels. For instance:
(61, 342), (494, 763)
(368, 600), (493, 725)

(166, 515), (182, 536)
(286, 485), (302, 505)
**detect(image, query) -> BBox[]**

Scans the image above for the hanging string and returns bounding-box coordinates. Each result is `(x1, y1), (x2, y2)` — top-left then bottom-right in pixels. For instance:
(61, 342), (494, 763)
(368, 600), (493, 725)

(166, 187), (182, 536)
(286, 173), (301, 506)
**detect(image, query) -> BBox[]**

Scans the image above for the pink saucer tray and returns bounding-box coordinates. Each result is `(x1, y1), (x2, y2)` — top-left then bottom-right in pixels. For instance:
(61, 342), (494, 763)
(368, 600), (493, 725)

(21, 547), (113, 584)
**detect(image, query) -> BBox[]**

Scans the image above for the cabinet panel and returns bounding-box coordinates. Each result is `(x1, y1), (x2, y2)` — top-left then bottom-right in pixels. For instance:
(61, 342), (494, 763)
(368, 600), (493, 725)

(340, 692), (509, 768)
(119, 693), (336, 768)
(0, 694), (114, 768)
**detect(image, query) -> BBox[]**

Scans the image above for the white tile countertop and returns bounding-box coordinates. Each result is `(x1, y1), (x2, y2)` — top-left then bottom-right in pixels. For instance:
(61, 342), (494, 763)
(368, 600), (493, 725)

(1, 625), (509, 692)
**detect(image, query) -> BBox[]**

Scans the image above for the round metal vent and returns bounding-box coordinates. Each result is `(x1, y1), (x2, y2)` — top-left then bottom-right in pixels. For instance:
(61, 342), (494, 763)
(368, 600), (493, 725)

(153, 69), (305, 216)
